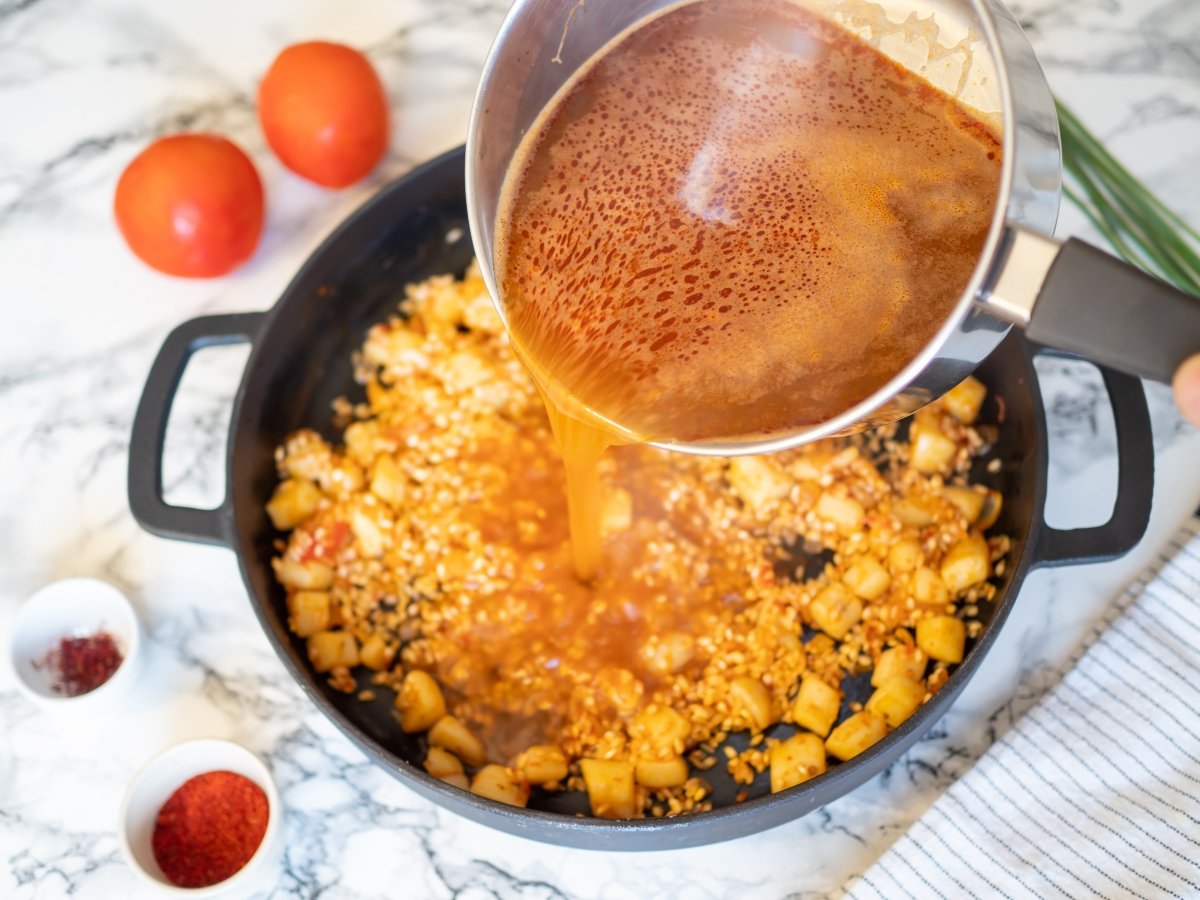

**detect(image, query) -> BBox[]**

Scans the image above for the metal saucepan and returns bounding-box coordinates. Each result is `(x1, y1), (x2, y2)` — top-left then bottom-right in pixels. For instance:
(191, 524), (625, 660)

(128, 147), (1154, 849)
(466, 0), (1200, 456)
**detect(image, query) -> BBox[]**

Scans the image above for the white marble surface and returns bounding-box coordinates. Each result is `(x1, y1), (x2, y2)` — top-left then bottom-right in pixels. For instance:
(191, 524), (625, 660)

(1, 0), (1199, 897)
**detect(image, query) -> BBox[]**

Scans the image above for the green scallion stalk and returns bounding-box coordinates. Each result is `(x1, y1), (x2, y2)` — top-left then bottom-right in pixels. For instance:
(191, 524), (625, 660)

(1056, 99), (1200, 297)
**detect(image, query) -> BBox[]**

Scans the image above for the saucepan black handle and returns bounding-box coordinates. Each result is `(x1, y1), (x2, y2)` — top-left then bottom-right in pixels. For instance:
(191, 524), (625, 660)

(1031, 348), (1154, 568)
(1026, 238), (1200, 384)
(128, 312), (265, 546)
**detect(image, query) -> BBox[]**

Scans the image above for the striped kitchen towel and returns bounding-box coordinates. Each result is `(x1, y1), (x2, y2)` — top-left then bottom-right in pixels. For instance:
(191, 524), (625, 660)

(847, 516), (1200, 900)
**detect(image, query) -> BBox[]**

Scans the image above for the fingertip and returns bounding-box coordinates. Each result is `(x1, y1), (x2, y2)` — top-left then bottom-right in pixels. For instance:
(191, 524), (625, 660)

(1173, 353), (1200, 428)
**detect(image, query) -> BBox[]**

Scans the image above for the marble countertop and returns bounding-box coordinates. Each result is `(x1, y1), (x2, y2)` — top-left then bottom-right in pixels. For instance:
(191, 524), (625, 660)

(2, 0), (1199, 897)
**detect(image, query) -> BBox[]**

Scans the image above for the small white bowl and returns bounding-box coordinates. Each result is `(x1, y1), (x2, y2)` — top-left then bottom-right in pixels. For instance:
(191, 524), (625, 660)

(9, 577), (144, 710)
(119, 739), (283, 896)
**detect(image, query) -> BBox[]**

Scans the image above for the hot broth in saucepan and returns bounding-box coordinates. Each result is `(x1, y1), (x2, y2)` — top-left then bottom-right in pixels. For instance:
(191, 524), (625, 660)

(495, 0), (1002, 576)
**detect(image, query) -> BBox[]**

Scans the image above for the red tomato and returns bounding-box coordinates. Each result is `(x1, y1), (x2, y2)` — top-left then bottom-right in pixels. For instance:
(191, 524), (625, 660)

(298, 519), (350, 563)
(258, 41), (389, 188)
(114, 135), (264, 278)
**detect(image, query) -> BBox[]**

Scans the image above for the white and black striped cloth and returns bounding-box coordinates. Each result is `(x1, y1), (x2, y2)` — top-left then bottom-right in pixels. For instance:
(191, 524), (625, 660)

(848, 517), (1200, 900)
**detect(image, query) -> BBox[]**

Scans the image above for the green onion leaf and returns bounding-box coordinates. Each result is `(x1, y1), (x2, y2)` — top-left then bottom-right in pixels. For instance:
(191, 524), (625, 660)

(1057, 99), (1200, 298)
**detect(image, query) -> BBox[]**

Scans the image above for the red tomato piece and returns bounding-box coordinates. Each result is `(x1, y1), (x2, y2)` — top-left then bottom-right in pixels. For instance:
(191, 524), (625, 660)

(299, 519), (350, 563)
(258, 41), (389, 188)
(113, 135), (264, 278)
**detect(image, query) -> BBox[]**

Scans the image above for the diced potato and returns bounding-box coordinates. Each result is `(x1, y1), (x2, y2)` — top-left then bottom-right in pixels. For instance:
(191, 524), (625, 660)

(307, 631), (360, 673)
(630, 707), (690, 757)
(369, 455), (406, 507)
(342, 421), (378, 466)
(470, 765), (529, 808)
(825, 711), (888, 761)
(428, 715), (486, 767)
(729, 457), (791, 514)
(395, 670), (447, 733)
(917, 616), (966, 664)
(440, 351), (491, 394)
(427, 286), (466, 327)
(909, 417), (958, 475)
(866, 676), (926, 728)
(941, 533), (990, 593)
(942, 486), (986, 522)
(872, 645), (928, 688)
(640, 631), (695, 676)
(363, 324), (426, 374)
(273, 557), (334, 590)
(514, 744), (569, 785)
(278, 429), (332, 483)
(635, 755), (689, 789)
(317, 459), (365, 497)
(266, 478), (323, 531)
(790, 454), (828, 482)
(440, 773), (469, 791)
(424, 746), (464, 781)
(807, 633), (835, 657)
(287, 590), (331, 638)
(912, 566), (950, 607)
(770, 732), (827, 793)
(978, 489), (1003, 530)
(730, 676), (774, 732)
(830, 445), (862, 468)
(776, 630), (804, 660)
(580, 758), (638, 819)
(462, 285), (503, 333)
(843, 555), (891, 601)
(816, 492), (866, 534)
(887, 539), (924, 574)
(892, 497), (937, 527)
(809, 582), (863, 640)
(601, 487), (633, 537)
(943, 376), (987, 424)
(350, 506), (388, 559)
(596, 667), (644, 715)
(359, 634), (395, 671)
(791, 675), (841, 738)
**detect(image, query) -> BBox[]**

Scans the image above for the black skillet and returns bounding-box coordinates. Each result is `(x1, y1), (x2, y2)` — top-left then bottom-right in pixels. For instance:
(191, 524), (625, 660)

(128, 146), (1154, 850)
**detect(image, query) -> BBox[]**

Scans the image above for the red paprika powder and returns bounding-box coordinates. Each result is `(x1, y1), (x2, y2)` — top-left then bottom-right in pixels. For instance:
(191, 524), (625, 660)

(152, 770), (270, 888)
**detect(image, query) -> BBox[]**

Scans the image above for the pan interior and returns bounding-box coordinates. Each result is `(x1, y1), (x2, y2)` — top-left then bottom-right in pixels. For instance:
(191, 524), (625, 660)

(228, 150), (1038, 822)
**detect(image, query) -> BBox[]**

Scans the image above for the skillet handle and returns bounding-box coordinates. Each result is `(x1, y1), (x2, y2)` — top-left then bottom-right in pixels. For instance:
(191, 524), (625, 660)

(1031, 349), (1154, 568)
(128, 313), (264, 546)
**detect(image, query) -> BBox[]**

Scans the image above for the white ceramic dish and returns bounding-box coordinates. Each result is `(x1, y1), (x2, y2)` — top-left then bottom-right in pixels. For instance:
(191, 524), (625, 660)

(119, 739), (283, 896)
(9, 577), (144, 710)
